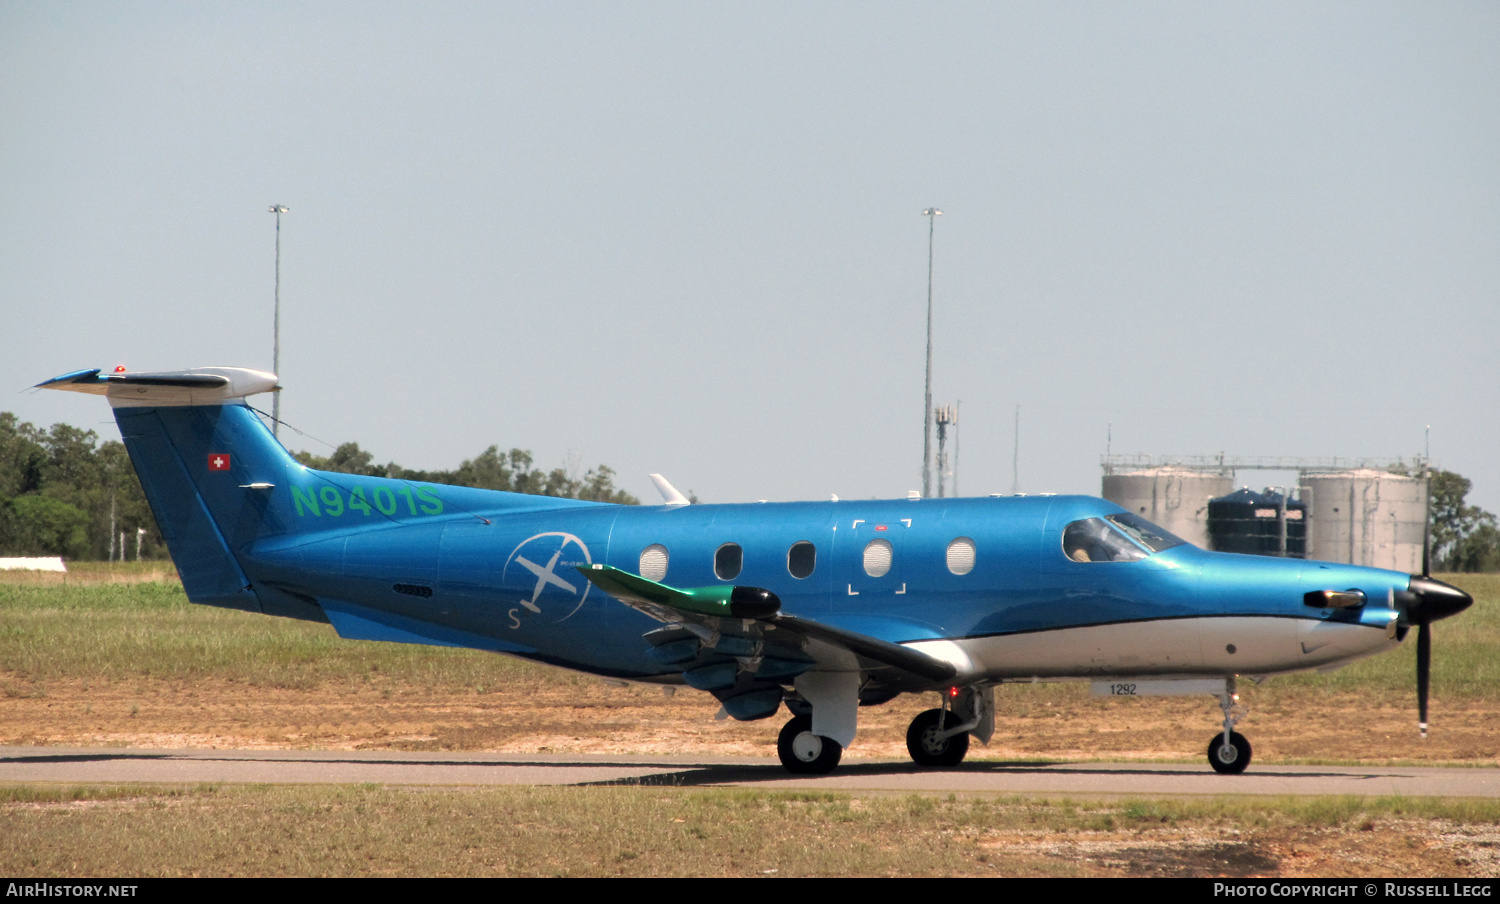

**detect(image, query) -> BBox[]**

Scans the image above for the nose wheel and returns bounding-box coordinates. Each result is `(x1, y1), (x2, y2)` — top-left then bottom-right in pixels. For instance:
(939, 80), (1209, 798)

(1208, 678), (1251, 774)
(777, 715), (842, 774)
(1208, 731), (1251, 774)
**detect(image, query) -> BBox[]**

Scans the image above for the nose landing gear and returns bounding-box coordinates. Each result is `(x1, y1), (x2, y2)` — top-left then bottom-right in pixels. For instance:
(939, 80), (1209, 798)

(1208, 678), (1251, 774)
(1209, 731), (1252, 774)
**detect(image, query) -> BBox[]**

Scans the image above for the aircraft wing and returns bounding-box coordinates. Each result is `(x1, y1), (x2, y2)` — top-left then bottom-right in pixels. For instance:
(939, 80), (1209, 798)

(577, 565), (956, 703)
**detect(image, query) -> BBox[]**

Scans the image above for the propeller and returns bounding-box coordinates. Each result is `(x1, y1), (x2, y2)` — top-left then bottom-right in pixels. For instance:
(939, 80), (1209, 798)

(1400, 575), (1473, 737)
(1400, 467), (1471, 737)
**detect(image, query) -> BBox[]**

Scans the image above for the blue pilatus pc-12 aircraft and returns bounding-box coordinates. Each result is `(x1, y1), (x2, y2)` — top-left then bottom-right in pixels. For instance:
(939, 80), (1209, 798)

(40, 366), (1473, 775)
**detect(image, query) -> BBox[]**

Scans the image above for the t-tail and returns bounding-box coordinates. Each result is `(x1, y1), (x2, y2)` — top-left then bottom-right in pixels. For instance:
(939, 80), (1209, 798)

(39, 367), (289, 614)
(35, 366), (588, 624)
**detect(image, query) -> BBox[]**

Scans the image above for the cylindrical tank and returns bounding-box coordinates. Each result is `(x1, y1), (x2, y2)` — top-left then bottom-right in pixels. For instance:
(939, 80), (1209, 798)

(1102, 467), (1233, 549)
(1301, 469), (1426, 572)
(1207, 487), (1307, 558)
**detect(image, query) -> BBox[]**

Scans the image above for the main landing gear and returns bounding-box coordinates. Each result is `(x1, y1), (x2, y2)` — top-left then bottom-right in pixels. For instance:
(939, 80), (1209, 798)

(906, 708), (970, 767)
(1208, 677), (1251, 774)
(904, 686), (989, 768)
(777, 714), (842, 774)
(777, 685), (991, 774)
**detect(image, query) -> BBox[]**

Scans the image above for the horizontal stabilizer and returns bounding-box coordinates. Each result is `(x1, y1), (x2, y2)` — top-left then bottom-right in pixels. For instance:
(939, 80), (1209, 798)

(36, 367), (278, 407)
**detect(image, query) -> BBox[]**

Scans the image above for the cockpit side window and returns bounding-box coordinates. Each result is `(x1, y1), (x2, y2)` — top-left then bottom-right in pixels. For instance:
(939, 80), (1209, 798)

(1062, 518), (1149, 563)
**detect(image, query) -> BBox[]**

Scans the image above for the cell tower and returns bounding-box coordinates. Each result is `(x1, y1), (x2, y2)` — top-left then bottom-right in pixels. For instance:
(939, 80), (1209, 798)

(935, 403), (957, 498)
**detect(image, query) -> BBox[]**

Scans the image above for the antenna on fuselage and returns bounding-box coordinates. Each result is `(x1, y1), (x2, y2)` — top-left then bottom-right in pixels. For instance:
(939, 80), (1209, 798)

(649, 474), (691, 506)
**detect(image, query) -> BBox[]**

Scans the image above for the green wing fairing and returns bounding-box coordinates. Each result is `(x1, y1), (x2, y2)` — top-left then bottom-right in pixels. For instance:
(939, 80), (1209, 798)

(577, 564), (780, 618)
(576, 565), (957, 690)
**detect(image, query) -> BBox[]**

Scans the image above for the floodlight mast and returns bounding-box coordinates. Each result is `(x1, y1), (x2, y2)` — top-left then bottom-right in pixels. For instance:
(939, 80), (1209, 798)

(269, 205), (289, 436)
(921, 207), (941, 498)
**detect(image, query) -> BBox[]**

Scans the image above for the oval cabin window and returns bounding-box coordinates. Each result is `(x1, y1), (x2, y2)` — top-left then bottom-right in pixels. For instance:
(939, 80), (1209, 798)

(787, 541), (816, 579)
(946, 537), (976, 575)
(863, 539), (893, 577)
(714, 543), (743, 581)
(639, 544), (669, 581)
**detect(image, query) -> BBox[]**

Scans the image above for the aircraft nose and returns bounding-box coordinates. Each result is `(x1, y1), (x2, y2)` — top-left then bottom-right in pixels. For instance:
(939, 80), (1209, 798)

(1404, 576), (1473, 625)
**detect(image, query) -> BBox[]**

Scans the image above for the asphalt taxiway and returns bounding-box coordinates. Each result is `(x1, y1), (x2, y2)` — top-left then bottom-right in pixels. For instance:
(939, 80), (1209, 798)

(3, 746), (1497, 797)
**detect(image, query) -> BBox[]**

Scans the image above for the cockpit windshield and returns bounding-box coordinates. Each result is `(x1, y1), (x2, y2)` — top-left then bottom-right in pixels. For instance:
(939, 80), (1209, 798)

(1061, 513), (1187, 563)
(1106, 512), (1187, 553)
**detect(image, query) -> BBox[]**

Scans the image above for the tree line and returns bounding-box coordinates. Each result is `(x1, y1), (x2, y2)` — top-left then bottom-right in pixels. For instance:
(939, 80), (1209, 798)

(1430, 470), (1500, 572)
(290, 443), (638, 506)
(1, 408), (1495, 569)
(0, 412), (637, 560)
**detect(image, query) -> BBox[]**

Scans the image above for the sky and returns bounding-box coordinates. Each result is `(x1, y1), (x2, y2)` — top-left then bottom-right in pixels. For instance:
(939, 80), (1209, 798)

(3, 2), (1497, 511)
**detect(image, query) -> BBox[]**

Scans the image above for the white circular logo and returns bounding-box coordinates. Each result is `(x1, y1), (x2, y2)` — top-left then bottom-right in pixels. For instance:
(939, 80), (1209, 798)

(501, 532), (593, 622)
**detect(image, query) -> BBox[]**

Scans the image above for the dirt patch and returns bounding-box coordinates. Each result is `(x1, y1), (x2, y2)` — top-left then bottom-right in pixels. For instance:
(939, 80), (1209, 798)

(4, 672), (1498, 766)
(995, 819), (1484, 878)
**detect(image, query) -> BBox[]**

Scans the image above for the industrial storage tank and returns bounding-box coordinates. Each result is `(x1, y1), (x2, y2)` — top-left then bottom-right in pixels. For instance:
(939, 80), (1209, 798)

(1301, 469), (1426, 572)
(1207, 488), (1307, 558)
(1102, 467), (1232, 549)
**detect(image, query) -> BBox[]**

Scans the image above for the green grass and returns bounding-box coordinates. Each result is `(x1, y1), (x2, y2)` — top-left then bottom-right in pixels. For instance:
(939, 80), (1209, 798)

(0, 579), (561, 690)
(2, 784), (1496, 877)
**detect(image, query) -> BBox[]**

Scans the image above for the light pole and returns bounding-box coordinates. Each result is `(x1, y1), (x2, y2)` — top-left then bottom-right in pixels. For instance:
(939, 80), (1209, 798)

(269, 204), (289, 436)
(921, 207), (941, 498)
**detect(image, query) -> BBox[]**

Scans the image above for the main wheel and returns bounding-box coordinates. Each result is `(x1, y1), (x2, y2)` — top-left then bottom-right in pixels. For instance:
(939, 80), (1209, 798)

(777, 715), (843, 775)
(1207, 731), (1252, 774)
(906, 708), (971, 768)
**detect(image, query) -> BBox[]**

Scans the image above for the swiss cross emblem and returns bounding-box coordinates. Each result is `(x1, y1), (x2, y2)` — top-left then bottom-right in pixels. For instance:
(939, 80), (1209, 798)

(208, 453), (231, 471)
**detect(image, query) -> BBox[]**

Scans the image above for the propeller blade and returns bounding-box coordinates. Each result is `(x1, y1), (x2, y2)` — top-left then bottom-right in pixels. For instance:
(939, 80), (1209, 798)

(1416, 623), (1431, 738)
(1399, 576), (1470, 738)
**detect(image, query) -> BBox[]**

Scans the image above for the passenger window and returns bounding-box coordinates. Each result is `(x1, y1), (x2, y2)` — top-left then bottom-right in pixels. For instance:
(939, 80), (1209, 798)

(863, 539), (893, 577)
(787, 541), (816, 579)
(715, 543), (743, 581)
(640, 544), (669, 580)
(1062, 518), (1147, 563)
(946, 537), (976, 575)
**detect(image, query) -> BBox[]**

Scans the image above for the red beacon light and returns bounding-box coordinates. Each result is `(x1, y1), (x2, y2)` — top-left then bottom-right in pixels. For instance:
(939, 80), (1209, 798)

(114, 365), (127, 373)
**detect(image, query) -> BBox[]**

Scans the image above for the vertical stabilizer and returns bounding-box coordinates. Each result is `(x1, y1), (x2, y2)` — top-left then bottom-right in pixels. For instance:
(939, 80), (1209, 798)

(38, 367), (289, 613)
(113, 403), (296, 612)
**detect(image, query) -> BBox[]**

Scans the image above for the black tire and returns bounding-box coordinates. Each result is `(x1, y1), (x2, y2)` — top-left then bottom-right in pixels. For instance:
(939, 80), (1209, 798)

(906, 708), (970, 768)
(1207, 731), (1252, 774)
(777, 715), (843, 775)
